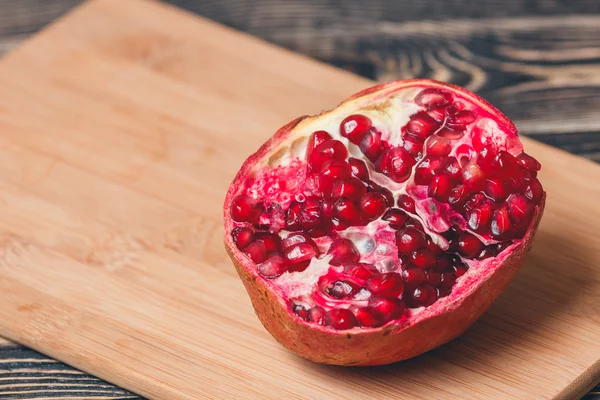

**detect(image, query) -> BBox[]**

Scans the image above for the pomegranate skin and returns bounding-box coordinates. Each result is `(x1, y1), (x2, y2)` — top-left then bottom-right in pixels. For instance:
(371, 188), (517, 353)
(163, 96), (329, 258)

(223, 79), (546, 366)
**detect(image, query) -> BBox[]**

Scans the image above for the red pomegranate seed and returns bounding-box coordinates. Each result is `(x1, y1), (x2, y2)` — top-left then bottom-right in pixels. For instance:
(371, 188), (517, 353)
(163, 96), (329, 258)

(324, 308), (358, 330)
(467, 202), (494, 233)
(403, 137), (424, 158)
(309, 139), (348, 171)
(283, 242), (319, 265)
(453, 264), (468, 277)
(385, 147), (416, 183)
(439, 272), (456, 288)
(405, 112), (439, 141)
(367, 273), (404, 297)
(308, 306), (325, 324)
(333, 198), (361, 223)
(297, 201), (323, 229)
(308, 227), (329, 238)
(367, 181), (395, 207)
(507, 165), (532, 192)
(396, 226), (426, 253)
(321, 199), (334, 218)
(477, 146), (497, 173)
(425, 135), (451, 156)
(331, 177), (367, 199)
(382, 208), (409, 229)
(414, 155), (445, 185)
(401, 267), (426, 287)
(506, 194), (532, 222)
(245, 241), (268, 263)
(524, 178), (544, 204)
(255, 232), (281, 254)
(231, 227), (255, 250)
(354, 307), (384, 327)
(230, 195), (262, 223)
(344, 263), (377, 280)
(291, 302), (309, 320)
(320, 159), (352, 183)
(457, 232), (484, 258)
(437, 287), (452, 298)
(462, 163), (485, 191)
(491, 207), (512, 239)
(285, 201), (302, 230)
(359, 128), (385, 162)
(415, 88), (452, 109)
(340, 114), (372, 144)
(359, 192), (387, 220)
(348, 157), (370, 181)
(494, 150), (518, 171)
(405, 284), (437, 307)
(434, 254), (452, 270)
(516, 152), (541, 175)
(447, 110), (476, 130)
(411, 248), (436, 269)
(397, 194), (416, 213)
(429, 174), (453, 202)
(325, 280), (360, 299)
(445, 157), (462, 181)
(484, 178), (510, 202)
(448, 184), (467, 208)
(427, 106), (446, 122)
(369, 297), (405, 320)
(463, 192), (485, 213)
(258, 255), (288, 278)
(425, 270), (441, 285)
(306, 130), (333, 159)
(282, 232), (316, 251)
(328, 238), (360, 266)
(437, 126), (466, 140)
(331, 218), (349, 231)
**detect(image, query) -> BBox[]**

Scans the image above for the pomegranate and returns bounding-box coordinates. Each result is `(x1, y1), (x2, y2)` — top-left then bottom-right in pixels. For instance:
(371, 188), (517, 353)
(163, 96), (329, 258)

(224, 79), (545, 366)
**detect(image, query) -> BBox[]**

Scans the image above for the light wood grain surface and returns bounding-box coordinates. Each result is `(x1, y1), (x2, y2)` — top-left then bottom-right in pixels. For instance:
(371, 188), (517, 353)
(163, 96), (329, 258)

(0, 0), (599, 399)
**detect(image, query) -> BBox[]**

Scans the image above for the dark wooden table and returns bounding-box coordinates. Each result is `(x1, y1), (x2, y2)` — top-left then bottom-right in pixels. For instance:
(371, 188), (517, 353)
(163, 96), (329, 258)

(1, 0), (599, 398)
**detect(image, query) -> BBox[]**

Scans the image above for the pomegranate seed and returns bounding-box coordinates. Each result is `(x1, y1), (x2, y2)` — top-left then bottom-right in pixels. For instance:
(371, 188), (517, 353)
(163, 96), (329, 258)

(298, 202), (323, 229)
(325, 280), (360, 299)
(462, 163), (485, 191)
(369, 297), (405, 321)
(367, 273), (404, 297)
(320, 159), (352, 183)
(437, 126), (466, 140)
(439, 272), (456, 288)
(283, 242), (319, 265)
(437, 287), (452, 298)
(427, 106), (446, 122)
(448, 184), (467, 208)
(385, 147), (415, 183)
(230, 195), (262, 223)
(516, 152), (541, 174)
(405, 112), (439, 141)
(348, 157), (370, 181)
(524, 178), (544, 204)
(359, 128), (385, 162)
(308, 227), (329, 238)
(484, 178), (510, 202)
(401, 267), (426, 287)
(425, 270), (441, 285)
(331, 177), (366, 200)
(282, 232), (316, 250)
(309, 139), (348, 171)
(414, 155), (445, 185)
(507, 194), (533, 223)
(367, 181), (395, 207)
(491, 207), (512, 239)
(354, 307), (384, 327)
(382, 208), (409, 229)
(325, 308), (358, 330)
(306, 130), (333, 160)
(405, 284), (437, 307)
(477, 146), (497, 173)
(333, 198), (361, 223)
(359, 192), (387, 220)
(463, 192), (485, 213)
(255, 232), (281, 254)
(447, 110), (475, 130)
(415, 88), (452, 109)
(467, 202), (494, 233)
(291, 301), (309, 320)
(285, 201), (303, 230)
(425, 135), (451, 156)
(494, 150), (519, 171)
(397, 194), (416, 213)
(453, 264), (468, 277)
(344, 263), (377, 280)
(328, 238), (360, 266)
(507, 165), (532, 192)
(258, 256), (288, 278)
(321, 199), (334, 218)
(403, 137), (424, 159)
(457, 232), (484, 258)
(429, 174), (453, 202)
(434, 254), (452, 270)
(231, 227), (255, 250)
(445, 157), (462, 180)
(340, 114), (372, 144)
(308, 306), (325, 324)
(331, 218), (349, 231)
(245, 241), (268, 263)
(410, 248), (436, 269)
(396, 226), (426, 253)
(478, 246), (498, 260)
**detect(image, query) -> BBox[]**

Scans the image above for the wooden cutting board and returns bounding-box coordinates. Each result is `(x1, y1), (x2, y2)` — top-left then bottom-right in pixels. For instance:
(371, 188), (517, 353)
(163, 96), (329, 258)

(0, 0), (599, 398)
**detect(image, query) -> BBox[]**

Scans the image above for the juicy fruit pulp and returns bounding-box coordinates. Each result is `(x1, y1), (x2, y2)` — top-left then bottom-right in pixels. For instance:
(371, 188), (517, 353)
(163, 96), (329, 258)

(224, 79), (545, 365)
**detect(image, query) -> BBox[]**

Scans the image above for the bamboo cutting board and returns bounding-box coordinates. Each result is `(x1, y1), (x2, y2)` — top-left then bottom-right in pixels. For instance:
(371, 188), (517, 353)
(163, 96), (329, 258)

(0, 0), (599, 398)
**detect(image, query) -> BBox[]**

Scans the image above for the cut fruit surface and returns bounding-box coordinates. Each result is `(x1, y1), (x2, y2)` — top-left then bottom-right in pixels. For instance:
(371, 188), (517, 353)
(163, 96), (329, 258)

(224, 79), (545, 366)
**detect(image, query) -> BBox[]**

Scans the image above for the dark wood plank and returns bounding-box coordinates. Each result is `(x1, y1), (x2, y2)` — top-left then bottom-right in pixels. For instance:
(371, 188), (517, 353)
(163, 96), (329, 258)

(0, 0), (599, 399)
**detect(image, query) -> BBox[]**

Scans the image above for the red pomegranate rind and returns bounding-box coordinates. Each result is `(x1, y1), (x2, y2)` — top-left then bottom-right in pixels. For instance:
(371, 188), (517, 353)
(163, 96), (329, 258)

(224, 79), (545, 366)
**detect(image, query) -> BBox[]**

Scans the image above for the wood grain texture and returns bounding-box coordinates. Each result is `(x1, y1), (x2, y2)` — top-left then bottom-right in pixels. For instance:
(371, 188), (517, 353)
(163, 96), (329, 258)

(0, 0), (599, 399)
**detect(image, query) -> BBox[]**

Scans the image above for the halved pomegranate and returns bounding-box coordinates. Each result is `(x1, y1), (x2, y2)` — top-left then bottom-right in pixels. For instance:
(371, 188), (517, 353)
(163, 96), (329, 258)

(224, 79), (545, 366)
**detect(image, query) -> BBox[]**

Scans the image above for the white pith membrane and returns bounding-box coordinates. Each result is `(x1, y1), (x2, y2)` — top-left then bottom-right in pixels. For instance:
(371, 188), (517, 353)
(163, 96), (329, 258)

(228, 84), (542, 331)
